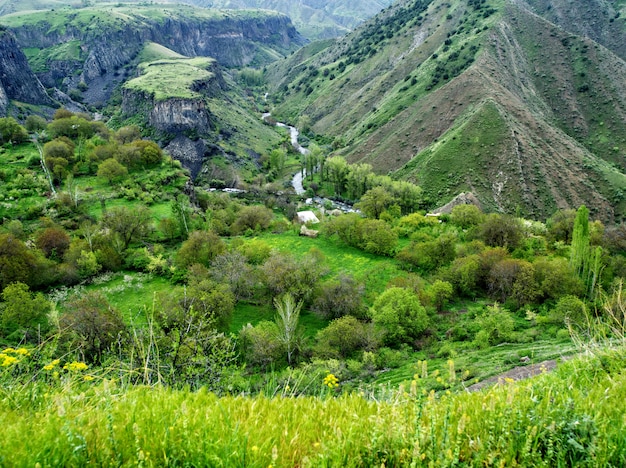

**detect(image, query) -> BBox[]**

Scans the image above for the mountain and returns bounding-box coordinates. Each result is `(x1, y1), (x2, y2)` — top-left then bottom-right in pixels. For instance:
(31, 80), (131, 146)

(267, 0), (626, 221)
(0, 4), (302, 181)
(0, 0), (394, 41)
(183, 0), (394, 39)
(0, 4), (303, 107)
(0, 27), (53, 114)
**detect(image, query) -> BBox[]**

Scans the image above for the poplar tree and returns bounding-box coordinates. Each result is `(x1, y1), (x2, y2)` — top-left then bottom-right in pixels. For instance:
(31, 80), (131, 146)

(570, 205), (602, 299)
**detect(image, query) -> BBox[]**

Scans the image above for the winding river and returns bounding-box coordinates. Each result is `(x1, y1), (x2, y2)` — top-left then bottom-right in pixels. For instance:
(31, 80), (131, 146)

(263, 113), (308, 195)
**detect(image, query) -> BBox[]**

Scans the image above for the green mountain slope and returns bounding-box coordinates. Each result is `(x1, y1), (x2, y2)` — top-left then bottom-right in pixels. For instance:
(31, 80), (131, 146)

(268, 0), (626, 221)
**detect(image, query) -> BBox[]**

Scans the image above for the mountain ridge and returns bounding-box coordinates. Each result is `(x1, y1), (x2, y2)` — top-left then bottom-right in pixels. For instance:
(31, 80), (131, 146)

(267, 0), (626, 221)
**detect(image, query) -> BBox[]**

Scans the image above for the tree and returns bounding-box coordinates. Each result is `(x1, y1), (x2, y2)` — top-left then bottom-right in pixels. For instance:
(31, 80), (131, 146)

(450, 204), (484, 229)
(474, 304), (515, 348)
(261, 251), (326, 302)
(60, 292), (126, 363)
(152, 288), (237, 388)
(312, 274), (366, 320)
(389, 181), (423, 215)
(478, 213), (524, 250)
(231, 205), (273, 234)
(239, 321), (283, 369)
(175, 230), (226, 269)
(429, 280), (454, 312)
(325, 156), (348, 195)
(370, 287), (429, 346)
(314, 316), (372, 359)
(210, 251), (255, 300)
(114, 125), (142, 144)
(25, 115), (47, 133)
(274, 294), (303, 365)
(570, 205), (603, 299)
(186, 278), (235, 333)
(359, 219), (398, 256)
(356, 186), (394, 219)
(35, 226), (70, 259)
(97, 158), (128, 184)
(0, 117), (27, 144)
(488, 258), (538, 306)
(346, 163), (374, 200)
(0, 234), (41, 290)
(1, 282), (51, 343)
(101, 205), (153, 250)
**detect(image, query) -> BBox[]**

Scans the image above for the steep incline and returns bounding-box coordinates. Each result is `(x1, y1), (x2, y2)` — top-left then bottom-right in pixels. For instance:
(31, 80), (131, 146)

(268, 0), (626, 220)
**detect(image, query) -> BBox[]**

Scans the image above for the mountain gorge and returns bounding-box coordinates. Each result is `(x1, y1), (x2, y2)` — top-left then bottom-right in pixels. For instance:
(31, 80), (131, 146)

(268, 0), (626, 221)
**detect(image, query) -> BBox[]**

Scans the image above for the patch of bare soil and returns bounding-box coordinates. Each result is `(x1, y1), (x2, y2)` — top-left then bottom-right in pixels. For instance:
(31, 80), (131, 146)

(464, 357), (570, 392)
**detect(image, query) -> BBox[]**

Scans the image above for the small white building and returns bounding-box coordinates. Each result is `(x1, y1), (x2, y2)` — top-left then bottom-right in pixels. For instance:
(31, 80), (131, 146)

(296, 210), (320, 224)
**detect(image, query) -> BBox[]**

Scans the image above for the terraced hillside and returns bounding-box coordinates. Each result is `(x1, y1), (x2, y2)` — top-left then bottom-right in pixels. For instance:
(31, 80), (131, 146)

(268, 0), (626, 221)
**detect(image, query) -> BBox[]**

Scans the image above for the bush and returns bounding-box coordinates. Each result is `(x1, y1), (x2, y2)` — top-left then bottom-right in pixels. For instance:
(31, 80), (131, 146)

(314, 316), (374, 359)
(370, 287), (429, 346)
(473, 304), (515, 348)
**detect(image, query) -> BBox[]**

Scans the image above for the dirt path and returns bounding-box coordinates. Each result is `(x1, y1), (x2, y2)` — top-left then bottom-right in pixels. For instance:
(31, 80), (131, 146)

(465, 358), (564, 392)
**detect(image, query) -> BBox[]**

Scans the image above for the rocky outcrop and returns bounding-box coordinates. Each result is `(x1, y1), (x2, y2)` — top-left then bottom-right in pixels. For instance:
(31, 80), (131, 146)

(431, 193), (482, 215)
(0, 28), (52, 113)
(5, 8), (304, 106)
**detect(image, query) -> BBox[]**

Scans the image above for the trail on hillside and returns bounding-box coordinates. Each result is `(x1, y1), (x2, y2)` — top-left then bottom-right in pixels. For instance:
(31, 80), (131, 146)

(465, 358), (568, 392)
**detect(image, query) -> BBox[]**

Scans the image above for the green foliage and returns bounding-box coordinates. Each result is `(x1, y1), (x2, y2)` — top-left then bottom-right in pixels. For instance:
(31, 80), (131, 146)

(429, 280), (454, 312)
(101, 205), (153, 251)
(0, 282), (50, 343)
(0, 118), (27, 145)
(478, 213), (525, 250)
(175, 230), (225, 269)
(314, 315), (373, 359)
(59, 291), (126, 363)
(474, 303), (515, 348)
(97, 158), (128, 184)
(450, 204), (485, 229)
(239, 320), (283, 369)
(370, 287), (428, 346)
(312, 274), (366, 320)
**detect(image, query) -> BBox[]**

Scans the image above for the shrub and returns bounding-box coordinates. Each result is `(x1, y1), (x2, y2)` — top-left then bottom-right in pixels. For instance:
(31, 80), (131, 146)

(473, 304), (515, 348)
(370, 287), (429, 346)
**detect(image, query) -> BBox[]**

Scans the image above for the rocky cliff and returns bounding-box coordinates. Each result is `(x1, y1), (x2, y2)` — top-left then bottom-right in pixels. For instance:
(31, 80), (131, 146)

(0, 27), (52, 113)
(1, 5), (304, 106)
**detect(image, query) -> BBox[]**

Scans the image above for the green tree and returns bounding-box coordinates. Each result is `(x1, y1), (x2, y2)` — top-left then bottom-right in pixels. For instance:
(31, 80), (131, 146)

(474, 304), (515, 348)
(35, 226), (70, 259)
(346, 163), (374, 200)
(429, 280), (454, 312)
(314, 316), (372, 359)
(450, 204), (485, 229)
(25, 115), (47, 133)
(101, 205), (153, 250)
(356, 186), (394, 219)
(97, 158), (128, 184)
(370, 287), (429, 346)
(1, 282), (51, 343)
(325, 156), (348, 195)
(0, 234), (41, 290)
(175, 230), (226, 269)
(478, 213), (524, 250)
(0, 117), (27, 144)
(261, 251), (326, 302)
(60, 292), (126, 363)
(359, 219), (398, 256)
(232, 205), (273, 234)
(239, 321), (283, 369)
(570, 205), (603, 299)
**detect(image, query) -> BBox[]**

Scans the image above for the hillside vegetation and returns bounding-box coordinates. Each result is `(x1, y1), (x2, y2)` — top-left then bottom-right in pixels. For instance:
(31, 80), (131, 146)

(267, 0), (626, 221)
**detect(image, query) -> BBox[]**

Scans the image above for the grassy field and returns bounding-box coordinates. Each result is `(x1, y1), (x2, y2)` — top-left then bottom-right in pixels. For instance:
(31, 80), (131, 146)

(0, 345), (623, 466)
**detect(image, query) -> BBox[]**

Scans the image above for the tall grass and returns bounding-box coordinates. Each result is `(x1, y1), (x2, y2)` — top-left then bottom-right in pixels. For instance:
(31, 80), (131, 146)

(0, 347), (624, 466)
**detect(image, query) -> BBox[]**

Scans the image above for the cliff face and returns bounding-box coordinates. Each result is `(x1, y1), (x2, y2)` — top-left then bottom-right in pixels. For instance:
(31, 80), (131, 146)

(3, 7), (303, 105)
(0, 28), (52, 113)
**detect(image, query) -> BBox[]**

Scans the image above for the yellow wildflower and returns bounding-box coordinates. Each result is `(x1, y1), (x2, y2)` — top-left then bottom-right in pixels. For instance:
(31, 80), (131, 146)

(2, 347), (15, 354)
(43, 359), (60, 371)
(323, 373), (339, 389)
(83, 375), (95, 382)
(14, 348), (30, 356)
(64, 361), (89, 372)
(0, 354), (18, 367)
